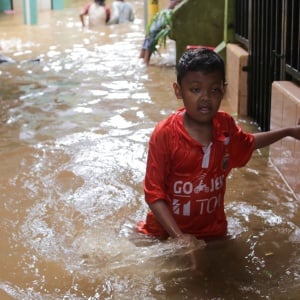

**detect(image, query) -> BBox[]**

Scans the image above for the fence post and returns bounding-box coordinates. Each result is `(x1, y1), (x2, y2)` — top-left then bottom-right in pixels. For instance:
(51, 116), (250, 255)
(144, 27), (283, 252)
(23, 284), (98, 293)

(23, 0), (38, 25)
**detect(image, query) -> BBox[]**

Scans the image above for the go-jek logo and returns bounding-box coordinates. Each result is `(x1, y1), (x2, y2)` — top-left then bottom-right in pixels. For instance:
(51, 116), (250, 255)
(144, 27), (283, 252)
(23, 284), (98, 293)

(172, 194), (221, 216)
(173, 175), (225, 195)
(172, 175), (225, 216)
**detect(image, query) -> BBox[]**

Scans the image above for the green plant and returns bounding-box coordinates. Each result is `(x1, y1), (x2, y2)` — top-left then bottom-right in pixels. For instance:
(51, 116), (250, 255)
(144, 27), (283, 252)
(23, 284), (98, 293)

(147, 9), (174, 56)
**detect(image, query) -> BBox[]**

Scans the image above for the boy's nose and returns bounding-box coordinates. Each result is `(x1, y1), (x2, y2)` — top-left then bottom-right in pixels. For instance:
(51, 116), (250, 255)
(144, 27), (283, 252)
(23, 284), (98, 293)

(199, 90), (210, 100)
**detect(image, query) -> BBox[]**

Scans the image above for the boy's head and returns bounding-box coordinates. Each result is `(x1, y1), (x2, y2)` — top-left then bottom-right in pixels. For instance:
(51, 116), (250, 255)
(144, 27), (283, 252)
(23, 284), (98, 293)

(176, 48), (226, 86)
(95, 0), (105, 5)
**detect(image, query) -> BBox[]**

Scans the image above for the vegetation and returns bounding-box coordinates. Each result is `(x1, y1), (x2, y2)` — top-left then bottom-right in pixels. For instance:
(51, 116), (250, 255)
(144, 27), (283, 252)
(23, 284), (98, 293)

(147, 9), (174, 56)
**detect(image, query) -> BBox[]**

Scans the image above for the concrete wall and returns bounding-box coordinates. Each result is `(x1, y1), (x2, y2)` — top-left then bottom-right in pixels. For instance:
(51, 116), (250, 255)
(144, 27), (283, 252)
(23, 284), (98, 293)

(170, 0), (224, 62)
(226, 43), (300, 200)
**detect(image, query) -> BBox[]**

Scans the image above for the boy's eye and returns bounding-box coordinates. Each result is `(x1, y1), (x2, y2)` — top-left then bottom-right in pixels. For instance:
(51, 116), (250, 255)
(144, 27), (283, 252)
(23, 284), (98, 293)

(211, 87), (220, 93)
(191, 88), (201, 93)
(189, 87), (222, 94)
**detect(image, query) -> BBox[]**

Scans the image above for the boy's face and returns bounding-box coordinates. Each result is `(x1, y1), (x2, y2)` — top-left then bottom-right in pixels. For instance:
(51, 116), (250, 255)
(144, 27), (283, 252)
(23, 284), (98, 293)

(173, 70), (225, 124)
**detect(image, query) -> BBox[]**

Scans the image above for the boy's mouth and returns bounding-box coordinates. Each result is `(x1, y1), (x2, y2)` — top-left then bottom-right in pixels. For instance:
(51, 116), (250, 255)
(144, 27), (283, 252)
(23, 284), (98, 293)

(198, 105), (211, 114)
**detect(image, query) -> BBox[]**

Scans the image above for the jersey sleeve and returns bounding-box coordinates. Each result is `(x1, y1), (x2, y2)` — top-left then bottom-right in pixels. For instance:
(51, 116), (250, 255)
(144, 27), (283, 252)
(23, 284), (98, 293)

(144, 122), (171, 204)
(227, 116), (255, 168)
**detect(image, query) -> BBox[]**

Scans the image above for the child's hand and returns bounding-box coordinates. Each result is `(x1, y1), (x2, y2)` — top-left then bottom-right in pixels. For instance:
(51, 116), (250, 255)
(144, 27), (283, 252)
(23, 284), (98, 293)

(175, 233), (204, 248)
(291, 119), (300, 140)
(174, 234), (206, 270)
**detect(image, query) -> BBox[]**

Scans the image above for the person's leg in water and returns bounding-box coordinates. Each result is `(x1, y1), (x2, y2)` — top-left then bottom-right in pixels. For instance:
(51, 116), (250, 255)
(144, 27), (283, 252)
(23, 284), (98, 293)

(139, 36), (152, 65)
(139, 14), (164, 65)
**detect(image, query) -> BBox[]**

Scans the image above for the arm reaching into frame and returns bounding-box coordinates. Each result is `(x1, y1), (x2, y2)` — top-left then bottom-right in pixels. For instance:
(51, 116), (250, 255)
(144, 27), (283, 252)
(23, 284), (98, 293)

(254, 119), (300, 150)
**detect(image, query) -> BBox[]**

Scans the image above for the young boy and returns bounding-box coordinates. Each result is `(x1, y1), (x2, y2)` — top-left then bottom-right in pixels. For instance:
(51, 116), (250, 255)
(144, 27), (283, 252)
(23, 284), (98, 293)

(108, 0), (135, 25)
(79, 0), (111, 27)
(137, 48), (300, 248)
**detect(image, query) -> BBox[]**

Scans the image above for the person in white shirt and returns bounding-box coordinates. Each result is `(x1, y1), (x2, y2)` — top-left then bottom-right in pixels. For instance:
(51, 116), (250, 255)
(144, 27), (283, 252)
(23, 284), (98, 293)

(80, 0), (111, 27)
(108, 0), (135, 24)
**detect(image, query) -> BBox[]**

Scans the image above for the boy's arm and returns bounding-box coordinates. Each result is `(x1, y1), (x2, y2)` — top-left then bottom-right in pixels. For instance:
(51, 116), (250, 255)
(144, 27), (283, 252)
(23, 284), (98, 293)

(149, 199), (201, 270)
(79, 3), (90, 27)
(254, 123), (300, 149)
(107, 2), (119, 24)
(148, 200), (183, 238)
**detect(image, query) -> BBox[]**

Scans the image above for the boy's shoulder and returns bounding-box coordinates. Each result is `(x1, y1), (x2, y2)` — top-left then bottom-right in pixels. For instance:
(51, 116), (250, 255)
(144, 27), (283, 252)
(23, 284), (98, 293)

(151, 109), (183, 138)
(156, 109), (234, 127)
(215, 110), (234, 120)
(214, 110), (237, 128)
(154, 109), (236, 134)
(157, 108), (183, 126)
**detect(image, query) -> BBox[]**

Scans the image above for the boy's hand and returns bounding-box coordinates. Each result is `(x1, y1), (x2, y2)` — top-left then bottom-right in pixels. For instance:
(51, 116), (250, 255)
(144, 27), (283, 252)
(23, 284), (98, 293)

(291, 119), (300, 140)
(174, 234), (206, 270)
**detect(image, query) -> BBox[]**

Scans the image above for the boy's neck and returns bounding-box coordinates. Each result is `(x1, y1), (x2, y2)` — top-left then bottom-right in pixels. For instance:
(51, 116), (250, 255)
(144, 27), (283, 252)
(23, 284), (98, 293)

(183, 112), (213, 146)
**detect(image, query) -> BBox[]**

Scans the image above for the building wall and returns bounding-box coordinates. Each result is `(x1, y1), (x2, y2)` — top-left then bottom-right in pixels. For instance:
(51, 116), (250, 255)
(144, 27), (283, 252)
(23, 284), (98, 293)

(0, 0), (12, 11)
(226, 43), (300, 200)
(170, 0), (224, 63)
(12, 0), (51, 12)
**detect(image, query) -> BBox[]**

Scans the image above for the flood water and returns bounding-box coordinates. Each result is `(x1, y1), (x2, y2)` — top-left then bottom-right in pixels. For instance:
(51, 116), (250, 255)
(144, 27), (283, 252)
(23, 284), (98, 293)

(1, 1), (300, 299)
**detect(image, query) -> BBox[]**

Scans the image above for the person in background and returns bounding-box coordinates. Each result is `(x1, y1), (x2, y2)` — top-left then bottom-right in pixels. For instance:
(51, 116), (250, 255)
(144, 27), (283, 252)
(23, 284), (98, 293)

(80, 0), (111, 27)
(108, 0), (135, 25)
(137, 48), (300, 267)
(139, 0), (181, 65)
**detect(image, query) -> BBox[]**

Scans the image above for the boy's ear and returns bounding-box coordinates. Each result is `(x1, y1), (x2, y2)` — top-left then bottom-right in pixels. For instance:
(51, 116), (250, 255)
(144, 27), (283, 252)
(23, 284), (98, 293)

(222, 81), (228, 94)
(173, 82), (182, 99)
(219, 81), (227, 98)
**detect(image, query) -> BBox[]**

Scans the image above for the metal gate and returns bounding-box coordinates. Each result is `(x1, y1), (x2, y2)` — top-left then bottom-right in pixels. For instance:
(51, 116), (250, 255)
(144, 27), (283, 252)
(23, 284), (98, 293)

(235, 0), (300, 131)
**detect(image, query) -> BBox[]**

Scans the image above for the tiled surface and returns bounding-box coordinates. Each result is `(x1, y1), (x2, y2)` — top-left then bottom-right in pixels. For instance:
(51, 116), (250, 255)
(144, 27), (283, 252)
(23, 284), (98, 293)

(270, 82), (284, 166)
(238, 54), (248, 116)
(270, 81), (300, 199)
(295, 104), (300, 200)
(295, 138), (300, 200)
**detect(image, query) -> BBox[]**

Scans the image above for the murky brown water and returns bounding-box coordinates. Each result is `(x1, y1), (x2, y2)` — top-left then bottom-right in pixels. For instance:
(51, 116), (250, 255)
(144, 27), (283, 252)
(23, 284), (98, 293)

(1, 1), (300, 299)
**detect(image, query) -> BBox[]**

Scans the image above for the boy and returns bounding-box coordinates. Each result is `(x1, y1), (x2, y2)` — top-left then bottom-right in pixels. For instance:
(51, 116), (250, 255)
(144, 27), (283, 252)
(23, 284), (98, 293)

(108, 0), (135, 25)
(79, 0), (111, 27)
(137, 48), (300, 248)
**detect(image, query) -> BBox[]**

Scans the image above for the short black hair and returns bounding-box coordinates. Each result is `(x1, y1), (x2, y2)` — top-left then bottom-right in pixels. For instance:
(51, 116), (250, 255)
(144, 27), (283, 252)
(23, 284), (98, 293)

(176, 48), (226, 85)
(95, 0), (105, 5)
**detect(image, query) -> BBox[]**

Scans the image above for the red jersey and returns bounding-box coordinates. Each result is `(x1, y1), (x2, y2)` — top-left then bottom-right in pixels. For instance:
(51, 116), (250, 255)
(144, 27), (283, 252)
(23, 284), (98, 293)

(137, 108), (255, 239)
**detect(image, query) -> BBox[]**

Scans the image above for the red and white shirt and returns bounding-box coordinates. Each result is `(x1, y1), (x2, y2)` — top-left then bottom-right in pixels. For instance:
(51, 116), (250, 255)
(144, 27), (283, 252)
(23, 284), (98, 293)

(138, 108), (255, 239)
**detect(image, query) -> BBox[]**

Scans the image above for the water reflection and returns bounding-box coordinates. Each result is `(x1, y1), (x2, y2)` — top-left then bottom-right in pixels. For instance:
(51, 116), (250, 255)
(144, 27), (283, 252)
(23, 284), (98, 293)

(1, 0), (300, 299)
